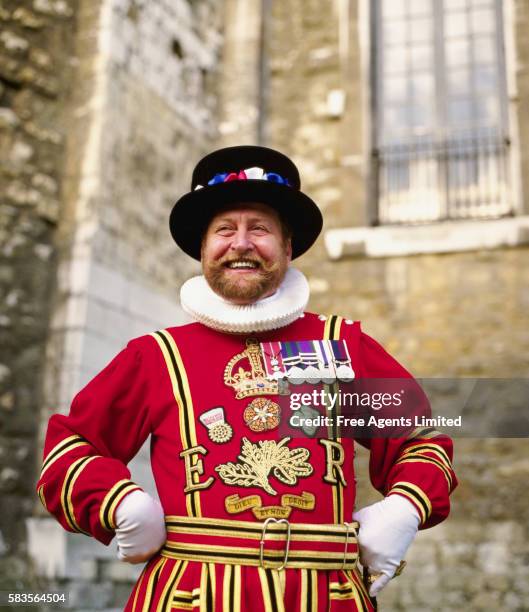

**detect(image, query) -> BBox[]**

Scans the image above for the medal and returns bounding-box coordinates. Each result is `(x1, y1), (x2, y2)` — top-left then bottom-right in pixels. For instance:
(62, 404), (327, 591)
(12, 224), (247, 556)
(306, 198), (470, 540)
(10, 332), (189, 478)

(298, 340), (321, 383)
(243, 398), (281, 432)
(199, 407), (233, 443)
(260, 341), (286, 380)
(315, 340), (337, 383)
(330, 340), (355, 382)
(277, 377), (291, 396)
(292, 405), (321, 437)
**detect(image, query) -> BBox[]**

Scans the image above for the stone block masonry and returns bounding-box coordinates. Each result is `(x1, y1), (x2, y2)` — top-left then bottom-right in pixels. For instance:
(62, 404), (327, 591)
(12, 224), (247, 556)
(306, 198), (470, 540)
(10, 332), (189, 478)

(1, 0), (227, 605)
(0, 0), (78, 593)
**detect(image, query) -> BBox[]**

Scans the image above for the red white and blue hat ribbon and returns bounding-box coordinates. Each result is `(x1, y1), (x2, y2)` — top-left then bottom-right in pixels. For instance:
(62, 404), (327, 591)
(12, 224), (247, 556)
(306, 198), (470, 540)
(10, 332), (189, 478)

(194, 166), (291, 190)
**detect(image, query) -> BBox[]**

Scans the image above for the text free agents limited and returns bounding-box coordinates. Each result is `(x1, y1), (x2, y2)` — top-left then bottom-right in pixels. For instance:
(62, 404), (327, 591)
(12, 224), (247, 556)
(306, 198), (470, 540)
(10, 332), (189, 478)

(289, 414), (463, 429)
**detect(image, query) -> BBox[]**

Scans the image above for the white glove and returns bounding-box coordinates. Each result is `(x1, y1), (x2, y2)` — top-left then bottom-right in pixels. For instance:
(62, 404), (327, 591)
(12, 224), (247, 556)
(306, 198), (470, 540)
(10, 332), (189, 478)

(353, 495), (420, 597)
(114, 490), (166, 563)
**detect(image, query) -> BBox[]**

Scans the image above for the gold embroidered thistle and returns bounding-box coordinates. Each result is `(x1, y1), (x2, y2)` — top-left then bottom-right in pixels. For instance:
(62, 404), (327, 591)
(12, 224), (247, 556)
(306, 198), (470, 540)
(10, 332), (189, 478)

(215, 437), (313, 495)
(224, 339), (278, 399)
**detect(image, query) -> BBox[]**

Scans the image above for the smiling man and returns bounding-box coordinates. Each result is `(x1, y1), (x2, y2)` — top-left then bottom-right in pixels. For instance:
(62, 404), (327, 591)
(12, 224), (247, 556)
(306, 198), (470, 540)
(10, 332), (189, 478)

(37, 146), (457, 611)
(201, 202), (291, 304)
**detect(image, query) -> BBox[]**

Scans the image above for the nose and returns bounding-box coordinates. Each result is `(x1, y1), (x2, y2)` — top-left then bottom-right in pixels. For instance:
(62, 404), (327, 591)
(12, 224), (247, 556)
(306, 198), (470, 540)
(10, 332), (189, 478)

(230, 228), (254, 253)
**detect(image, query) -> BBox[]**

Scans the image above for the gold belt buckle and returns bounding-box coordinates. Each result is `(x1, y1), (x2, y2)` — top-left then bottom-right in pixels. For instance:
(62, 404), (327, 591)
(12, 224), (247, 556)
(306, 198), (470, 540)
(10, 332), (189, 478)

(259, 518), (291, 570)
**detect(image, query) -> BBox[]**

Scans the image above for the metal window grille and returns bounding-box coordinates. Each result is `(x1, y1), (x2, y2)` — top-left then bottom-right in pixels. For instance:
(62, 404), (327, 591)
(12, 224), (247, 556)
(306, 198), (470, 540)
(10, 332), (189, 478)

(372, 0), (512, 224)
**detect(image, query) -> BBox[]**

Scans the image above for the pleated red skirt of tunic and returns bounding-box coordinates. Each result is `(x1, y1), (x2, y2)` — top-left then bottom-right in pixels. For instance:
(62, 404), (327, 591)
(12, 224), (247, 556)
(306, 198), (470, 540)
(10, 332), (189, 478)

(125, 554), (376, 612)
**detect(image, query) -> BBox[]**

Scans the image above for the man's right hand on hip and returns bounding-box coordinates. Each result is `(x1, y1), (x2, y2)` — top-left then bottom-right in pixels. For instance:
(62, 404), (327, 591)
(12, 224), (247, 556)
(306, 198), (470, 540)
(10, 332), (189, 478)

(114, 490), (166, 563)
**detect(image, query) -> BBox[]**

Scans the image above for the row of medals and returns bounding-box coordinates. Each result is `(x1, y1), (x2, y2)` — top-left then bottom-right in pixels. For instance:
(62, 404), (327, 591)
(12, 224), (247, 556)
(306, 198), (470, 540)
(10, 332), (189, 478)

(199, 348), (354, 444)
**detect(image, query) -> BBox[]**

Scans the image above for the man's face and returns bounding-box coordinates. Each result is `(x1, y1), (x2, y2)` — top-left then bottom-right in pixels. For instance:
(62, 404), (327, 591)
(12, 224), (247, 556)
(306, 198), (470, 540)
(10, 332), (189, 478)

(201, 203), (292, 305)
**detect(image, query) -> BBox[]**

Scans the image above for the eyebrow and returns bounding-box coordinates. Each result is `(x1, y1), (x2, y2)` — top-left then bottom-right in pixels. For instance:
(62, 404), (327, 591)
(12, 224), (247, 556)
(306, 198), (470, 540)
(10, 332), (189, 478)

(212, 216), (274, 225)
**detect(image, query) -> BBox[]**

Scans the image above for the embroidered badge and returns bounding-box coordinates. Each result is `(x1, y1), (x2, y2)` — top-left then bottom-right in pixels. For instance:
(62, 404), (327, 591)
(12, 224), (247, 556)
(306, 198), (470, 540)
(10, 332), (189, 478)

(243, 398), (281, 432)
(224, 339), (278, 399)
(225, 492), (315, 519)
(199, 407), (233, 444)
(215, 437), (313, 495)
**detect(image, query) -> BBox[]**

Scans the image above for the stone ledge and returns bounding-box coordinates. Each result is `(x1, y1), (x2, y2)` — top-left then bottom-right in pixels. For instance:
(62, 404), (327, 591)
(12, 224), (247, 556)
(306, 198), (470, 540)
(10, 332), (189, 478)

(324, 216), (529, 259)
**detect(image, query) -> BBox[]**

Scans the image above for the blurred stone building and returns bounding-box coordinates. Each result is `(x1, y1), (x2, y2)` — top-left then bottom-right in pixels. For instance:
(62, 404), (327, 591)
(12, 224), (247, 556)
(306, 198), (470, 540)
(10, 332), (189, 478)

(0, 0), (528, 610)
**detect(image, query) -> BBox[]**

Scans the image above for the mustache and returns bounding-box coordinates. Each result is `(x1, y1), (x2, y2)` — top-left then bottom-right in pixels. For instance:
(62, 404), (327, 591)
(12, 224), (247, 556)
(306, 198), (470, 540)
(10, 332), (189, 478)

(217, 256), (264, 268)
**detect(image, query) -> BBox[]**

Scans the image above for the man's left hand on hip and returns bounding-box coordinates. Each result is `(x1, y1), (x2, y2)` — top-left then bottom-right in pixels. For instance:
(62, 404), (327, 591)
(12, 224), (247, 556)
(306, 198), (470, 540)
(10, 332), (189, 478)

(353, 495), (420, 597)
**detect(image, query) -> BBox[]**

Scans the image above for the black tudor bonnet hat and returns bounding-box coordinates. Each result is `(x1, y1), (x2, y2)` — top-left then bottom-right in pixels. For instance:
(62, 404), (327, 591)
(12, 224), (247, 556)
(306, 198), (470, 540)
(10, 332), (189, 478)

(169, 145), (323, 260)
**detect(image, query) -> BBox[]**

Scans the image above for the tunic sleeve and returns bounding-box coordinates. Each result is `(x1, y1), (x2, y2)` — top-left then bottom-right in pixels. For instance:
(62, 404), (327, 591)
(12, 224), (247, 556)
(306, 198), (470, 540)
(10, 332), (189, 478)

(356, 331), (458, 529)
(36, 339), (152, 545)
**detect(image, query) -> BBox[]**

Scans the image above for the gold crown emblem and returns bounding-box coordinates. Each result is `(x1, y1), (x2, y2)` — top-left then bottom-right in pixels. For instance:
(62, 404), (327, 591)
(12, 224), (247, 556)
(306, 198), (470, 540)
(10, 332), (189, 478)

(224, 339), (278, 399)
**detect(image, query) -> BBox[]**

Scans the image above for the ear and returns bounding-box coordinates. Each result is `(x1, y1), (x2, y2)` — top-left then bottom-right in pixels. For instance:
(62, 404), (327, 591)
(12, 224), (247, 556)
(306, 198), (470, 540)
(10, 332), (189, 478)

(285, 238), (293, 262)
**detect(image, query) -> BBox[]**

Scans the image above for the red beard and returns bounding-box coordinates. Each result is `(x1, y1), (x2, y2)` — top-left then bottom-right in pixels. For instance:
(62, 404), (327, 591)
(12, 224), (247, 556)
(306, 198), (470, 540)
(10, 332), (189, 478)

(202, 254), (289, 304)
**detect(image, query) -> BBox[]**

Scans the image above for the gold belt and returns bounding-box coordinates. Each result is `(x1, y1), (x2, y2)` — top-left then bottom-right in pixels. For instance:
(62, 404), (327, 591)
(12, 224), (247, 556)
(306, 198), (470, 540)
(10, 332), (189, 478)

(161, 515), (359, 571)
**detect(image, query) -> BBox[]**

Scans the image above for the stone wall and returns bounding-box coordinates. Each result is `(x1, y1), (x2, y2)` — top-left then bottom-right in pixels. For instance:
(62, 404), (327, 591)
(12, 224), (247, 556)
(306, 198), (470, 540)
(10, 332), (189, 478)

(307, 247), (529, 378)
(266, 0), (368, 231)
(0, 0), (78, 592)
(262, 0), (529, 610)
(43, 0), (224, 422)
(216, 0), (263, 145)
(2, 0), (528, 608)
(0, 0), (226, 606)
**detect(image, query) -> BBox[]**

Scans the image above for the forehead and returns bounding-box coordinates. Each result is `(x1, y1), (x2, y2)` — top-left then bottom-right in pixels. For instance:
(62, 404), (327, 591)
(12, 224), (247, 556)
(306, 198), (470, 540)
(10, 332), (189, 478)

(208, 202), (281, 225)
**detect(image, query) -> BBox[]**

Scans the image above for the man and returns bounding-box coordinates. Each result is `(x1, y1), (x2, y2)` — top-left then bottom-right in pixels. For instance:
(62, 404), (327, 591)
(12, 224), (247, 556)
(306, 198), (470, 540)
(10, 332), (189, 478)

(37, 146), (457, 611)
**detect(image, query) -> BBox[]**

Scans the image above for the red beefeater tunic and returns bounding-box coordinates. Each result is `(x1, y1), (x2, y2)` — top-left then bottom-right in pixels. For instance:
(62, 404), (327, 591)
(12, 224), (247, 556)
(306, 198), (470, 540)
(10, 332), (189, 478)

(37, 313), (457, 611)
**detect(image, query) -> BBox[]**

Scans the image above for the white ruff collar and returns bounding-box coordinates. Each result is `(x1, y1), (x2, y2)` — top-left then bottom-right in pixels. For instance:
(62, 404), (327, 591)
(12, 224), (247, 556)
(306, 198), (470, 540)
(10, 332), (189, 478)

(180, 267), (309, 333)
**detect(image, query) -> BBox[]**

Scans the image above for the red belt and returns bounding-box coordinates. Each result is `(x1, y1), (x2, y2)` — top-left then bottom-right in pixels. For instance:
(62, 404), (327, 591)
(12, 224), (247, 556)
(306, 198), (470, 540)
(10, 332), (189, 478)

(161, 516), (359, 570)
